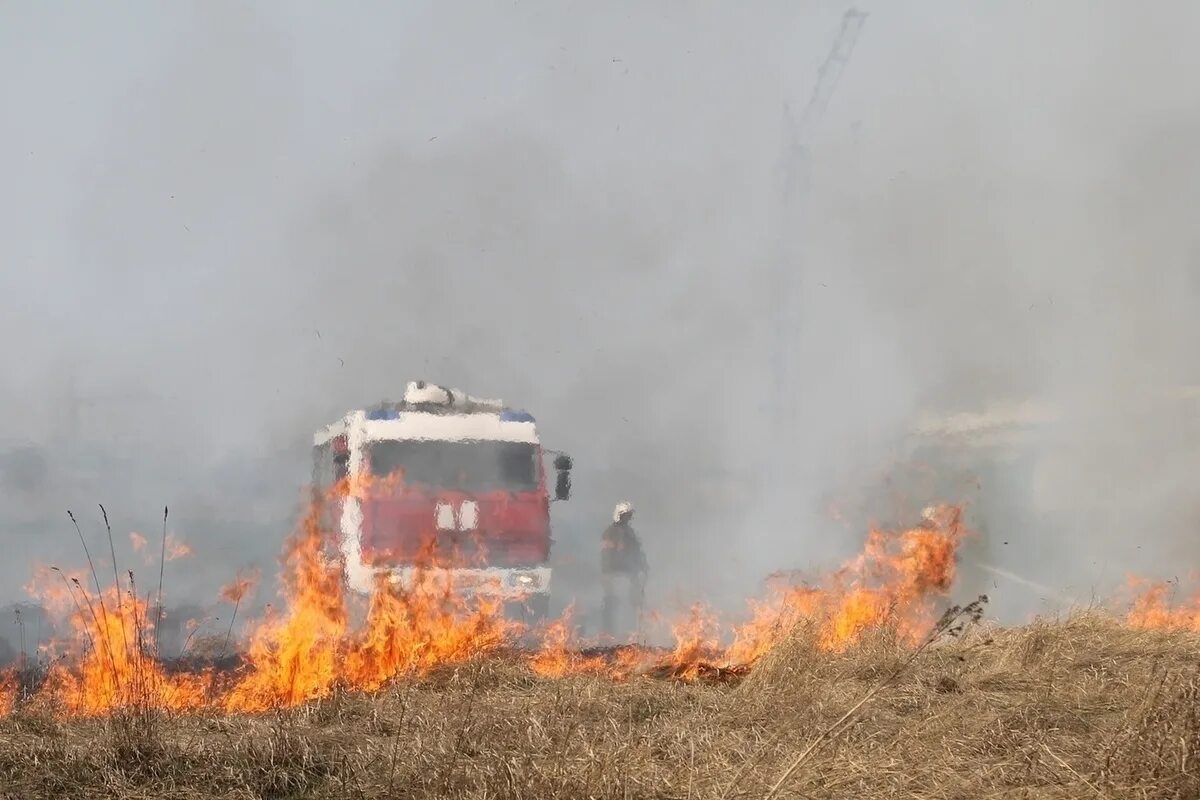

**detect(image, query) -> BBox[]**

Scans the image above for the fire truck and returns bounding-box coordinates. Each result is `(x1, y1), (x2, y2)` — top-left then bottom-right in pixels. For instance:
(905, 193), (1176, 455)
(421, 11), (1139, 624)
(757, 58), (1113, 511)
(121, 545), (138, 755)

(311, 382), (572, 620)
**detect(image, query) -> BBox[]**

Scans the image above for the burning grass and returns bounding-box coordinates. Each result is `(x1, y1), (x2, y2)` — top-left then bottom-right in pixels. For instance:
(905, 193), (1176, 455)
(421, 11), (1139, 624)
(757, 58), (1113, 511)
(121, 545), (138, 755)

(4, 493), (1199, 796)
(13, 499), (972, 717)
(0, 613), (1196, 799)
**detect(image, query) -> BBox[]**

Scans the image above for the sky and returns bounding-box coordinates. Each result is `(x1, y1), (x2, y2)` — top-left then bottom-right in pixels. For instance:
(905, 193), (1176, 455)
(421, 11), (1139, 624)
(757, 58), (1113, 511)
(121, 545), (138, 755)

(2, 1), (1199, 634)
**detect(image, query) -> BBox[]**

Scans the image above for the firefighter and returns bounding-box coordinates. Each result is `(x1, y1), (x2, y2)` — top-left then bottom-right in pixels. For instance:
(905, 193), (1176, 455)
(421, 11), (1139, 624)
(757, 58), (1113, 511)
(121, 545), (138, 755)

(600, 501), (647, 637)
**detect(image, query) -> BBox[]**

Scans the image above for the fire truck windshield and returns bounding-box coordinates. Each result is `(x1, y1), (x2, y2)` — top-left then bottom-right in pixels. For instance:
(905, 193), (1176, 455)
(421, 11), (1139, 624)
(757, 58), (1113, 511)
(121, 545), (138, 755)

(365, 439), (539, 492)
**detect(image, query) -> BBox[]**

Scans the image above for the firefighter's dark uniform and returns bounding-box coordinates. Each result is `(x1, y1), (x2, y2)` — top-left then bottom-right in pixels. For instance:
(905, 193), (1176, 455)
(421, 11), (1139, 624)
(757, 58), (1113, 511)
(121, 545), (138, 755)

(600, 519), (647, 637)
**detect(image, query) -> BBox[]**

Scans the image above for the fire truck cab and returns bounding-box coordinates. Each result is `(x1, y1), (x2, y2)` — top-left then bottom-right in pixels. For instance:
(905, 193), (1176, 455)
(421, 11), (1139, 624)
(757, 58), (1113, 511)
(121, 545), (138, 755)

(312, 382), (571, 619)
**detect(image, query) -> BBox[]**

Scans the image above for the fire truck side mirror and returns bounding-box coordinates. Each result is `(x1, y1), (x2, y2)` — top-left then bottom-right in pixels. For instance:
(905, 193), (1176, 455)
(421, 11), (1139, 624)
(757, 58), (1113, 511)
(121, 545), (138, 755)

(553, 454), (572, 501)
(555, 471), (571, 501)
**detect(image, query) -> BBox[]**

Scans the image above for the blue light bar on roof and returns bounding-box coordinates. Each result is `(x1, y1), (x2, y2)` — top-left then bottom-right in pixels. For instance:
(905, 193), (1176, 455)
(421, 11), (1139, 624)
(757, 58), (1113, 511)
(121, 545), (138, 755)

(499, 409), (535, 423)
(366, 406), (400, 421)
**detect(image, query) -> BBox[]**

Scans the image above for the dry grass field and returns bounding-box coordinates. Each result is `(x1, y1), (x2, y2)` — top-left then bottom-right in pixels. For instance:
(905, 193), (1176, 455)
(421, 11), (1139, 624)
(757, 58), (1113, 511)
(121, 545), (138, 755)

(0, 611), (1195, 800)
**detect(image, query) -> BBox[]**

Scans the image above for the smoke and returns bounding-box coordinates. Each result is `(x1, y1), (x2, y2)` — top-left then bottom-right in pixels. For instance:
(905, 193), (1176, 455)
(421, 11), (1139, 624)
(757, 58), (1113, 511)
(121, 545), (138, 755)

(1, 2), (1199, 635)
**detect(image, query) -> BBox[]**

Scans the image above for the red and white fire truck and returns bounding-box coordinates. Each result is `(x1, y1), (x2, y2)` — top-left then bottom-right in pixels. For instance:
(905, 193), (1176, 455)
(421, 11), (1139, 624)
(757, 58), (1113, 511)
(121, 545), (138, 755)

(311, 382), (571, 619)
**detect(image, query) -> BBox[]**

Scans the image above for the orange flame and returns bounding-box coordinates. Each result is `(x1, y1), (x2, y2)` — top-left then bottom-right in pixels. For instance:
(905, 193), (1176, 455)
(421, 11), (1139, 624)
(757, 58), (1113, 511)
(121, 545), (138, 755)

(724, 585), (823, 666)
(342, 571), (511, 692)
(664, 604), (722, 681)
(222, 477), (513, 711)
(651, 503), (969, 679)
(525, 505), (970, 684)
(38, 583), (209, 715)
(528, 606), (611, 678)
(222, 499), (347, 711)
(165, 537), (193, 561)
(24, 565), (90, 617)
(221, 569), (260, 604)
(1125, 577), (1200, 632)
(346, 468), (406, 499)
(0, 672), (16, 717)
(5, 495), (977, 716)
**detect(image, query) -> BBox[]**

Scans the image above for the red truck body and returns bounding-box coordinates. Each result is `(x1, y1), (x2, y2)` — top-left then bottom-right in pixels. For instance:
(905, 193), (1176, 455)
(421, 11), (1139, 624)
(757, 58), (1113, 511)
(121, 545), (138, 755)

(312, 383), (570, 609)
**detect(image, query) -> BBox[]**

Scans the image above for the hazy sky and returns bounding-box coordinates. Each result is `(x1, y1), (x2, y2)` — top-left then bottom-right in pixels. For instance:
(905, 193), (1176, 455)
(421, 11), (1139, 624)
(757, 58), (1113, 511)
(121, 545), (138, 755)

(3, 2), (1199, 626)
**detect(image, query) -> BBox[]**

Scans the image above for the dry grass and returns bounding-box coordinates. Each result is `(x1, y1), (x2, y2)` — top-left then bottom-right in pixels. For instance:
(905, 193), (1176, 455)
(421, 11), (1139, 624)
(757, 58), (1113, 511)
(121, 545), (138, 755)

(0, 612), (1196, 799)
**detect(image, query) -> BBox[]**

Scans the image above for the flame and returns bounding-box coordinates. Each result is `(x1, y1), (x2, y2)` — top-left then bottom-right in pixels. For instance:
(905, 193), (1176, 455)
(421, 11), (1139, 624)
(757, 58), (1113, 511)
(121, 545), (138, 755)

(346, 468), (406, 499)
(1125, 578), (1200, 631)
(342, 571), (511, 692)
(724, 585), (823, 665)
(126, 531), (189, 564)
(222, 477), (512, 711)
(652, 503), (969, 679)
(222, 499), (347, 711)
(165, 537), (193, 561)
(663, 604), (722, 681)
(37, 583), (210, 715)
(817, 516), (962, 650)
(528, 606), (611, 678)
(221, 569), (260, 604)
(527, 615), (576, 678)
(24, 565), (90, 618)
(526, 505), (966, 684)
(0, 672), (15, 717)
(216, 499), (970, 693)
(4, 495), (977, 717)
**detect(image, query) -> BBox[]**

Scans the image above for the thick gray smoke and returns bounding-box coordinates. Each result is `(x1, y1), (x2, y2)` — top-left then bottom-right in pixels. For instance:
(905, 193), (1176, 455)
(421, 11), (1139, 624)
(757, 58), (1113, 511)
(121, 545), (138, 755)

(2, 2), (1199, 646)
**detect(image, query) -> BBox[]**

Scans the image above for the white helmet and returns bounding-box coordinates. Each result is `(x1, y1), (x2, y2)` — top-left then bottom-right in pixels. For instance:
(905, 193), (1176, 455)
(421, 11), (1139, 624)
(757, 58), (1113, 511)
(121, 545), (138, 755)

(613, 501), (634, 522)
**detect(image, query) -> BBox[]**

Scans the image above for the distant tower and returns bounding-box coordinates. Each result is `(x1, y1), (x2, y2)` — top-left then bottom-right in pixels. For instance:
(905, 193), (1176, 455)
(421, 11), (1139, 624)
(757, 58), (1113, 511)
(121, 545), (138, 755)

(768, 8), (867, 452)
